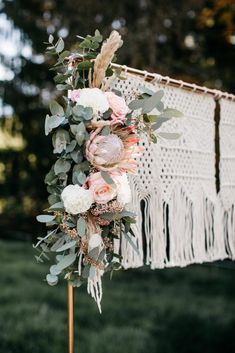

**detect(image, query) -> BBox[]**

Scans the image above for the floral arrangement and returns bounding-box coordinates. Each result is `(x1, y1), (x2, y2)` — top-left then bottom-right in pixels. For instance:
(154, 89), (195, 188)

(35, 30), (181, 312)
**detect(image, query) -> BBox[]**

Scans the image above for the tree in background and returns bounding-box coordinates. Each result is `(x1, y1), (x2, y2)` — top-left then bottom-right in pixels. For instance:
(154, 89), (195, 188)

(0, 0), (235, 237)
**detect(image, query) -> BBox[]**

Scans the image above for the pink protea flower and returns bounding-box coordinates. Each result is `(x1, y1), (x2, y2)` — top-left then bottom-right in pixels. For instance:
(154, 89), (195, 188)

(86, 131), (124, 169)
(86, 127), (143, 173)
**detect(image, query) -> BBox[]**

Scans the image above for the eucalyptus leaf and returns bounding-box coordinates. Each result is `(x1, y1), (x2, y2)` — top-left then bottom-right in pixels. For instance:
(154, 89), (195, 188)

(88, 247), (100, 260)
(119, 210), (136, 218)
(57, 50), (70, 63)
(156, 101), (164, 112)
(79, 161), (90, 172)
(141, 90), (164, 114)
(49, 100), (64, 116)
(49, 201), (64, 210)
(73, 278), (83, 287)
(152, 117), (171, 130)
(101, 126), (110, 136)
(56, 253), (77, 271)
(157, 132), (181, 140)
(56, 254), (64, 262)
(44, 167), (57, 185)
(128, 98), (145, 111)
(36, 215), (56, 223)
(54, 73), (71, 84)
(50, 265), (61, 276)
(102, 108), (112, 120)
(56, 84), (72, 91)
(143, 114), (157, 123)
(101, 212), (118, 221)
(66, 140), (77, 153)
(45, 115), (65, 136)
(77, 217), (86, 236)
(54, 159), (71, 175)
(139, 86), (155, 96)
(56, 240), (77, 252)
(56, 38), (64, 53)
(161, 108), (183, 118)
(89, 266), (96, 279)
(101, 171), (116, 187)
(46, 274), (58, 286)
(48, 194), (60, 206)
(76, 132), (85, 146)
(51, 236), (65, 251)
(94, 29), (103, 42)
(82, 265), (91, 279)
(98, 248), (106, 262)
(77, 61), (93, 70)
(48, 34), (54, 44)
(35, 255), (43, 263)
(123, 232), (140, 255)
(71, 149), (83, 164)
(52, 128), (70, 154)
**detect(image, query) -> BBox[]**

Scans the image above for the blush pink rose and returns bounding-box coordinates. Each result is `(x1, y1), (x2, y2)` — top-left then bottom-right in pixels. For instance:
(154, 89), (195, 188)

(87, 172), (117, 204)
(105, 91), (129, 125)
(68, 89), (81, 102)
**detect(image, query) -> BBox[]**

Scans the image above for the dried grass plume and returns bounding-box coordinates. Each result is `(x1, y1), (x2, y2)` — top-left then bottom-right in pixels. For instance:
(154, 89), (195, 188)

(92, 30), (123, 88)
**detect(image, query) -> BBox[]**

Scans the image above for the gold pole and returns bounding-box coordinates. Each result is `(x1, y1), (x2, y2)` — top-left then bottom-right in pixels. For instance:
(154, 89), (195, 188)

(67, 283), (74, 353)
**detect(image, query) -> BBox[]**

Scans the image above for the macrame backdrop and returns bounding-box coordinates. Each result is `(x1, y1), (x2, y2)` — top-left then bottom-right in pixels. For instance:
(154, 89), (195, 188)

(109, 73), (229, 269)
(219, 98), (235, 259)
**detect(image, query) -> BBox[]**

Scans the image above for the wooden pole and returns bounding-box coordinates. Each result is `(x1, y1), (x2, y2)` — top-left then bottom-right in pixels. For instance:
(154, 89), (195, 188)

(67, 283), (74, 353)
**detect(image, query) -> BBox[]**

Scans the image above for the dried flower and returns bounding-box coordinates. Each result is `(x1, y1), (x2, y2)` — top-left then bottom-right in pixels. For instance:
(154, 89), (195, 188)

(91, 199), (124, 216)
(92, 31), (123, 88)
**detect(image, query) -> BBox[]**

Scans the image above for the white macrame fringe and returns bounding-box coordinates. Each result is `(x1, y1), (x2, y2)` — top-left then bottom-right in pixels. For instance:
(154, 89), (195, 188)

(87, 275), (103, 313)
(108, 75), (235, 269)
(120, 180), (229, 269)
(221, 204), (235, 259)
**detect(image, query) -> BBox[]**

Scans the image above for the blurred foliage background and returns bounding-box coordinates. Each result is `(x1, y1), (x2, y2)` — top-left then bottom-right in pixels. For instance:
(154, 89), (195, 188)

(0, 0), (235, 352)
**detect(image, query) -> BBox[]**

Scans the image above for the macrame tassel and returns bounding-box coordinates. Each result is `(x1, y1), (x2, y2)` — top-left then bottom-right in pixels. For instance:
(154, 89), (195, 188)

(87, 274), (103, 314)
(213, 198), (228, 259)
(123, 179), (228, 269)
(222, 205), (235, 259)
(120, 178), (144, 269)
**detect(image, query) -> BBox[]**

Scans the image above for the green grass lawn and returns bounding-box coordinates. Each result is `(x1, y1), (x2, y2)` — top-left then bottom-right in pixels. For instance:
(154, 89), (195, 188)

(0, 239), (235, 353)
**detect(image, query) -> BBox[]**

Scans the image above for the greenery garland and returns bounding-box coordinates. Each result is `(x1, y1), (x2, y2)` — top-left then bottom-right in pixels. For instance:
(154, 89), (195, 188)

(35, 29), (181, 312)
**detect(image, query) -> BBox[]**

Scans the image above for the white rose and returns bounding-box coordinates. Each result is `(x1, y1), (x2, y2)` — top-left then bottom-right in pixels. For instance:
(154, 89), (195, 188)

(75, 88), (109, 114)
(61, 184), (94, 214)
(116, 173), (132, 205)
(89, 233), (103, 248)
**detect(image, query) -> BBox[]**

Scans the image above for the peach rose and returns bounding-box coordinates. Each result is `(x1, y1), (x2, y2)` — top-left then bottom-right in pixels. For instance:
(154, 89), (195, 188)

(105, 91), (129, 125)
(88, 172), (117, 204)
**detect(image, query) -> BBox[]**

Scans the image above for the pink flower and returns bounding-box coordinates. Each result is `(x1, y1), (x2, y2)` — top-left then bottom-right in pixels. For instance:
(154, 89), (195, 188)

(86, 127), (143, 174)
(86, 132), (124, 167)
(105, 91), (129, 125)
(68, 89), (81, 102)
(87, 172), (117, 204)
(87, 172), (132, 205)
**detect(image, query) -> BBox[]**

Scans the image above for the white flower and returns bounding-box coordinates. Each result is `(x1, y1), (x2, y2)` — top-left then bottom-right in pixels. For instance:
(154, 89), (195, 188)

(116, 173), (132, 205)
(89, 233), (103, 248)
(61, 185), (94, 214)
(75, 88), (109, 114)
